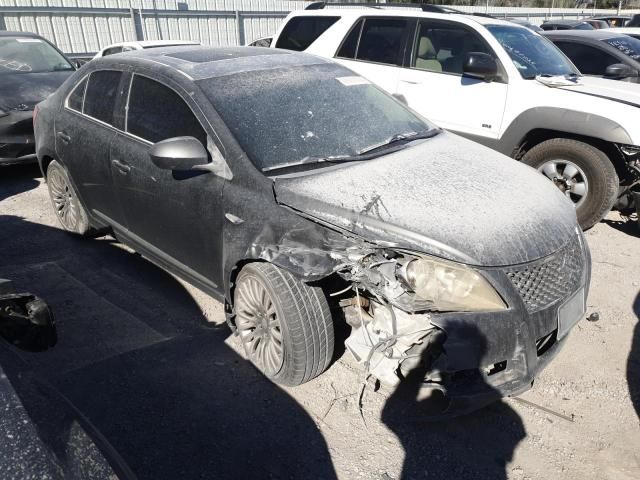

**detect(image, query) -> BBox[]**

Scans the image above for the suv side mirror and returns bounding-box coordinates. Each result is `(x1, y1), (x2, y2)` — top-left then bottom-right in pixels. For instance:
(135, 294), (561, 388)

(149, 136), (209, 171)
(463, 52), (499, 81)
(604, 63), (638, 79)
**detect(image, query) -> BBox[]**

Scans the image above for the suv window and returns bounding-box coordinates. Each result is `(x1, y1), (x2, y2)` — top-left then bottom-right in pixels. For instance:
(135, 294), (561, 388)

(553, 41), (619, 75)
(356, 18), (409, 66)
(413, 21), (492, 75)
(67, 76), (88, 112)
(336, 19), (363, 59)
(126, 75), (207, 145)
(103, 46), (123, 56)
(83, 70), (122, 125)
(275, 16), (340, 51)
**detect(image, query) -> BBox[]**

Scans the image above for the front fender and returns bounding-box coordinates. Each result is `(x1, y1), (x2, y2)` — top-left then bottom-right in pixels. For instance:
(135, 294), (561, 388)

(498, 107), (633, 156)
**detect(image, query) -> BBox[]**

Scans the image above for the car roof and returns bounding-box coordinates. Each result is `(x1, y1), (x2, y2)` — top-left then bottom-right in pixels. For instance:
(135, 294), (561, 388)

(287, 7), (518, 28)
(96, 46), (336, 81)
(542, 29), (628, 40)
(543, 19), (590, 25)
(103, 40), (199, 49)
(0, 31), (43, 38)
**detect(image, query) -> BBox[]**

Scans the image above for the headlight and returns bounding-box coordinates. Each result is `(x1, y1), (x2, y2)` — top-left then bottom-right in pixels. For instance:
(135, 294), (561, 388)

(401, 257), (506, 312)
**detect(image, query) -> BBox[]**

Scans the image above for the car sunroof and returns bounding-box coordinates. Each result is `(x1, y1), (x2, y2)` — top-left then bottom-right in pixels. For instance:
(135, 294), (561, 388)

(166, 47), (289, 63)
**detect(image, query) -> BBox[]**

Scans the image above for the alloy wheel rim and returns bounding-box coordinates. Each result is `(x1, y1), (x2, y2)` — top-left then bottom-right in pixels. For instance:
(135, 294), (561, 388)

(538, 159), (589, 209)
(48, 169), (79, 231)
(235, 277), (284, 376)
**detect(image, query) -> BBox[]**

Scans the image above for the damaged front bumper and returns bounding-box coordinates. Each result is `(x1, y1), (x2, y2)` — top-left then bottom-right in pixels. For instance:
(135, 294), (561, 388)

(341, 232), (590, 418)
(0, 110), (37, 165)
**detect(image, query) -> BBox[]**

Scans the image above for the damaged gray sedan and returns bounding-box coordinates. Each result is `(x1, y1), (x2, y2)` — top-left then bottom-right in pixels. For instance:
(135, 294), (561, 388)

(34, 46), (591, 415)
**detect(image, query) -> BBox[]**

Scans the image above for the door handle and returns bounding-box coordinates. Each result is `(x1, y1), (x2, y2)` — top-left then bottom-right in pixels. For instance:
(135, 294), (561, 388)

(111, 159), (131, 174)
(400, 79), (422, 85)
(56, 131), (71, 144)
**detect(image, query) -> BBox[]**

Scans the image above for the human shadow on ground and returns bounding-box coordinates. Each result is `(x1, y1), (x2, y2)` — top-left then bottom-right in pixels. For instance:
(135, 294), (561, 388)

(629, 291), (640, 420)
(0, 163), (41, 202)
(381, 328), (527, 480)
(0, 215), (337, 480)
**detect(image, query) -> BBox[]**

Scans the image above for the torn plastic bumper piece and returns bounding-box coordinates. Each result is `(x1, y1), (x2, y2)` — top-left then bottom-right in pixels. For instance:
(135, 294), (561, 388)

(0, 279), (56, 352)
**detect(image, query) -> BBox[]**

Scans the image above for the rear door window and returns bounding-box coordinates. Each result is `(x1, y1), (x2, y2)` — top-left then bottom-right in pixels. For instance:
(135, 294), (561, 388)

(354, 18), (410, 66)
(275, 16), (340, 51)
(126, 75), (207, 145)
(553, 41), (619, 75)
(83, 70), (122, 125)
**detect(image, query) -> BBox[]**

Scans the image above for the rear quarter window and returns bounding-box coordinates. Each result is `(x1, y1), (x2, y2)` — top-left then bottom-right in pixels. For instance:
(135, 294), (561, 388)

(275, 16), (340, 51)
(67, 76), (88, 112)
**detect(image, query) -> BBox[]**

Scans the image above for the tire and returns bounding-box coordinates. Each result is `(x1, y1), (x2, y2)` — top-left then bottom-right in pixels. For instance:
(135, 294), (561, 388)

(46, 160), (93, 236)
(234, 262), (334, 386)
(521, 138), (619, 230)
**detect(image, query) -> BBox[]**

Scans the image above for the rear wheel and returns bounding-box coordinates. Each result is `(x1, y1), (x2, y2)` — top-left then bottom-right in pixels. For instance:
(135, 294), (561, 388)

(46, 160), (92, 235)
(521, 138), (619, 230)
(234, 263), (334, 386)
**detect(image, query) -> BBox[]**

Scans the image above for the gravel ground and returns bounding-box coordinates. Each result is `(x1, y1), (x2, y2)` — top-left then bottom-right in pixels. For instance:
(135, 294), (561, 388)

(0, 163), (638, 480)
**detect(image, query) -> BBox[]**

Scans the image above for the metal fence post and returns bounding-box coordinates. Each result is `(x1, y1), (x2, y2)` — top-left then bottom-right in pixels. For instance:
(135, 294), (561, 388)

(235, 10), (245, 46)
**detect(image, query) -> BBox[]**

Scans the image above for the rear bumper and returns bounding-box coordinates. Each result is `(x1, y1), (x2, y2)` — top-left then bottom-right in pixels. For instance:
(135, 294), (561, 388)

(0, 110), (36, 165)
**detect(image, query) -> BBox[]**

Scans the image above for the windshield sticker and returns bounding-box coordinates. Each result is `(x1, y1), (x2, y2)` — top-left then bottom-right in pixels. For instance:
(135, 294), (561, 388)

(15, 38), (43, 43)
(606, 39), (640, 60)
(336, 76), (370, 86)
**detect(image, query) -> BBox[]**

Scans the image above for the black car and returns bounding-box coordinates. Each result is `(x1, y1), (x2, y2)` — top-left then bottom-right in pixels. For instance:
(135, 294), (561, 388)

(540, 19), (595, 31)
(543, 30), (640, 82)
(0, 31), (75, 166)
(34, 46), (590, 416)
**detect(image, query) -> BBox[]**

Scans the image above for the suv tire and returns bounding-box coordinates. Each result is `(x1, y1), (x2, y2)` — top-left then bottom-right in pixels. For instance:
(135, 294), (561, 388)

(521, 138), (619, 230)
(234, 262), (334, 386)
(46, 160), (94, 236)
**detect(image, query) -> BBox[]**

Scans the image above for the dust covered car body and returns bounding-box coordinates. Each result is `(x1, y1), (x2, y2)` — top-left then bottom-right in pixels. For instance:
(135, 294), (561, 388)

(0, 31), (75, 165)
(34, 46), (590, 416)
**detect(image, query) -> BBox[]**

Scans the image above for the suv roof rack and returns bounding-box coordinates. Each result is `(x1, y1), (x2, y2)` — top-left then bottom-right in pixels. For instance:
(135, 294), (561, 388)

(305, 2), (463, 13)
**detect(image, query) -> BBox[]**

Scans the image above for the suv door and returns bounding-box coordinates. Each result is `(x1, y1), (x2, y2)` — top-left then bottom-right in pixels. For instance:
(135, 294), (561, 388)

(396, 20), (509, 140)
(54, 69), (127, 225)
(334, 17), (413, 93)
(110, 73), (226, 285)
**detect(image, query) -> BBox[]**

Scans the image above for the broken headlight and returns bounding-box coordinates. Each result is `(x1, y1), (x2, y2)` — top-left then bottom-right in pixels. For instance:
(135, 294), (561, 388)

(398, 256), (506, 312)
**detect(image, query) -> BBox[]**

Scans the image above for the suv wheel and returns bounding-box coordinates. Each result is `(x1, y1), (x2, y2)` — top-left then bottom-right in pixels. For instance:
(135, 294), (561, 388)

(46, 160), (93, 235)
(521, 138), (619, 230)
(234, 262), (334, 386)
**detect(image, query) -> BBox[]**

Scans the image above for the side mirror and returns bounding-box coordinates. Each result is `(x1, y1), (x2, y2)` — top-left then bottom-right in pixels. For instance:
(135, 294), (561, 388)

(0, 279), (56, 352)
(463, 52), (499, 81)
(604, 63), (638, 79)
(149, 136), (209, 171)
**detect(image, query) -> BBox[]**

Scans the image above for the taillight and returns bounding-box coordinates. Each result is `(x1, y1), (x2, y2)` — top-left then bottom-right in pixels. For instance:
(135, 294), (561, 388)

(33, 104), (39, 128)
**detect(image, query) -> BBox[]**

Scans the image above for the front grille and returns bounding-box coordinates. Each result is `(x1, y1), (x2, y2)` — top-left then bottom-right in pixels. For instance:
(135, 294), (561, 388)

(506, 236), (584, 313)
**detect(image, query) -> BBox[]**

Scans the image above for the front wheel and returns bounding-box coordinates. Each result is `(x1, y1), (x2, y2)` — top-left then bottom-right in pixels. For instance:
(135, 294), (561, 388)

(234, 263), (334, 386)
(521, 138), (619, 230)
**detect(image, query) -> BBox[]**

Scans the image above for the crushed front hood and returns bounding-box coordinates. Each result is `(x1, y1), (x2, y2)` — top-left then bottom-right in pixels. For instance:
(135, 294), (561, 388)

(274, 133), (578, 267)
(0, 71), (72, 111)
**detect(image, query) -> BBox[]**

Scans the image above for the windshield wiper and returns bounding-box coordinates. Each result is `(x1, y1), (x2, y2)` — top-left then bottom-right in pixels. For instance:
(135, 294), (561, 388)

(263, 128), (440, 174)
(262, 154), (372, 173)
(357, 129), (440, 155)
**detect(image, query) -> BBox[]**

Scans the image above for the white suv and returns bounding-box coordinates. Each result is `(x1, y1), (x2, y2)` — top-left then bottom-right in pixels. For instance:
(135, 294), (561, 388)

(270, 4), (640, 229)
